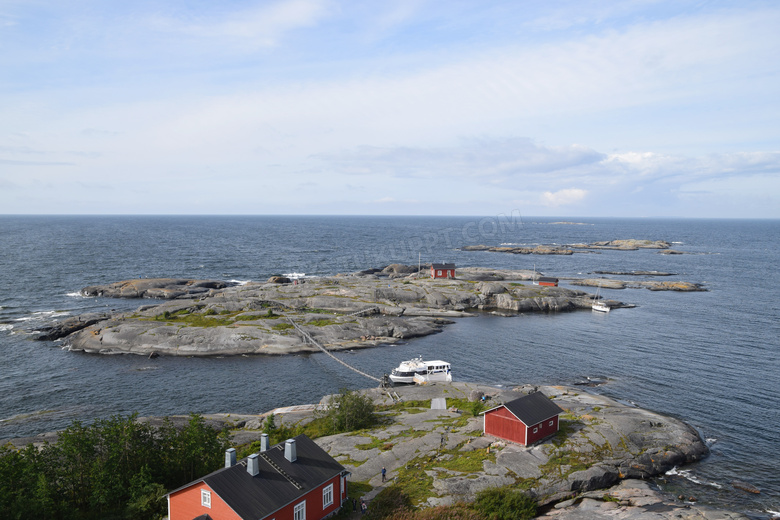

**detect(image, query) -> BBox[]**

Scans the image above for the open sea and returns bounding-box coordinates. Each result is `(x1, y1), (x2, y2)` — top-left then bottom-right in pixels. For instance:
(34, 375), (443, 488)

(0, 215), (778, 516)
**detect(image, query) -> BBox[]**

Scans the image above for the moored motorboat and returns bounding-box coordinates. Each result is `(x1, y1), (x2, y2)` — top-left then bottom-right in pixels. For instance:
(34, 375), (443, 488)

(592, 282), (611, 313)
(389, 357), (452, 384)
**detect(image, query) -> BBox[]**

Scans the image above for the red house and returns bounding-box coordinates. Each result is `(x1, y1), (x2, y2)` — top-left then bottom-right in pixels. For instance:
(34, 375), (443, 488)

(167, 434), (349, 520)
(431, 263), (456, 279)
(537, 277), (559, 287)
(482, 392), (565, 446)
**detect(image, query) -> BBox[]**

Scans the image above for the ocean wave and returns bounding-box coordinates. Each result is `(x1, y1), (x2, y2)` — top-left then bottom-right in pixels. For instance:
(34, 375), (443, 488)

(283, 272), (306, 279)
(229, 279), (251, 285)
(66, 291), (89, 298)
(0, 324), (13, 332)
(665, 467), (722, 489)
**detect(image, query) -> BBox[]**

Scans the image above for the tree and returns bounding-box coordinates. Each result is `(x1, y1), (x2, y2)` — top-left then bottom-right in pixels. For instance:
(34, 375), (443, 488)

(317, 388), (376, 434)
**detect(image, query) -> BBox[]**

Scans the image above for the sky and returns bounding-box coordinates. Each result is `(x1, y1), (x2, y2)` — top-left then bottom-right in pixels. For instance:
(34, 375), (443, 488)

(1, 0), (779, 217)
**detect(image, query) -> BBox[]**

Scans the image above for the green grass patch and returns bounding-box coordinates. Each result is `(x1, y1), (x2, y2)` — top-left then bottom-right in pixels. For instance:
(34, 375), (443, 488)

(272, 323), (294, 331)
(391, 456), (437, 505)
(435, 447), (495, 472)
(308, 319), (338, 327)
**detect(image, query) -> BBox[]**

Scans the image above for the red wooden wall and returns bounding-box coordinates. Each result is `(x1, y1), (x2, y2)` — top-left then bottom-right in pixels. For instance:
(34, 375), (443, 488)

(484, 406), (527, 444)
(525, 415), (559, 445)
(168, 482), (241, 520)
(266, 474), (343, 520)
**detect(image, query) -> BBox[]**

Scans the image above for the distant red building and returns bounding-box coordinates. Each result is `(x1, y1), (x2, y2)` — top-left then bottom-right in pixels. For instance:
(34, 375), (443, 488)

(431, 263), (456, 279)
(482, 392), (564, 446)
(167, 434), (349, 520)
(537, 277), (559, 287)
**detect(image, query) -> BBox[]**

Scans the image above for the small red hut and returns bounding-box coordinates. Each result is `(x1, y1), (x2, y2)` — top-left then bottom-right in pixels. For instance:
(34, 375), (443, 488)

(431, 263), (456, 279)
(537, 276), (559, 287)
(482, 392), (564, 445)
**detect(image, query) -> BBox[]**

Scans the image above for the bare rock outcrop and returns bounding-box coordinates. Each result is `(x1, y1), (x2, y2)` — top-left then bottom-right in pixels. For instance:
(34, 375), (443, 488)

(44, 270), (609, 356)
(314, 383), (708, 508)
(81, 278), (231, 299)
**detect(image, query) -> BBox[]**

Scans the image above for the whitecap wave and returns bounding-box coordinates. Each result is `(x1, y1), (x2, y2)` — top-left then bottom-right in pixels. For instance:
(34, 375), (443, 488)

(229, 279), (251, 285)
(0, 324), (13, 332)
(672, 241), (684, 244)
(15, 310), (70, 322)
(283, 272), (306, 279)
(66, 291), (89, 298)
(665, 467), (722, 488)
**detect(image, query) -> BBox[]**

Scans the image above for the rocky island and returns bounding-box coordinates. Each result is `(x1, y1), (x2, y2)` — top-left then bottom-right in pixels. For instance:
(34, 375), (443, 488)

(461, 239), (673, 256)
(39, 267), (624, 357)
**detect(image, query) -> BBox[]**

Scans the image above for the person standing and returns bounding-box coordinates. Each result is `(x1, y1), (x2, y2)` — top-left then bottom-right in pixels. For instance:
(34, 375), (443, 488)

(381, 466), (386, 482)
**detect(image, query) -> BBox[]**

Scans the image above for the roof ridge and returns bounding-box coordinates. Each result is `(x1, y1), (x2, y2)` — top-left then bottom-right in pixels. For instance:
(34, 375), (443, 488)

(260, 451), (304, 490)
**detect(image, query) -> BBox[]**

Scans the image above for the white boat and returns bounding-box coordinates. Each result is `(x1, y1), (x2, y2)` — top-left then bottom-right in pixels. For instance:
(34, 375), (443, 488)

(592, 282), (610, 313)
(389, 357), (452, 384)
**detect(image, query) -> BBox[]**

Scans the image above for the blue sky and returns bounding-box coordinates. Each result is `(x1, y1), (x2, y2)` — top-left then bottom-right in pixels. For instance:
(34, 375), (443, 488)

(1, 0), (779, 217)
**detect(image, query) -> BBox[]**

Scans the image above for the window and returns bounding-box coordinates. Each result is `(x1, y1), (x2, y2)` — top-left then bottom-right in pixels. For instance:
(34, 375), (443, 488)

(437, 270), (442, 276)
(323, 483), (334, 508)
(294, 501), (306, 520)
(201, 490), (211, 508)
(532, 427), (538, 434)
(549, 420), (554, 426)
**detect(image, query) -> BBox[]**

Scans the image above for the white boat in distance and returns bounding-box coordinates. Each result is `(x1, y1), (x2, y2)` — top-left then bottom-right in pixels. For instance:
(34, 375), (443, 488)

(592, 282), (611, 313)
(389, 356), (452, 384)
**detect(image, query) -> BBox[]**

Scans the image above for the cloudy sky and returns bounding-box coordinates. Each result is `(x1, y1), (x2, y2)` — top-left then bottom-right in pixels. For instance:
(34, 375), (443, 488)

(2, 0), (779, 217)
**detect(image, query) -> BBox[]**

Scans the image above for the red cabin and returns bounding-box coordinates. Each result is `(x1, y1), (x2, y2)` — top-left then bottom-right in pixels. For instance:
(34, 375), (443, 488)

(431, 263), (456, 279)
(537, 277), (559, 287)
(482, 392), (564, 446)
(167, 434), (349, 520)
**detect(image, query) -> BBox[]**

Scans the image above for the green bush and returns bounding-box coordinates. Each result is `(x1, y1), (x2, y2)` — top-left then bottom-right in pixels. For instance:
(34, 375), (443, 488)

(316, 388), (376, 434)
(473, 487), (536, 520)
(366, 487), (413, 519)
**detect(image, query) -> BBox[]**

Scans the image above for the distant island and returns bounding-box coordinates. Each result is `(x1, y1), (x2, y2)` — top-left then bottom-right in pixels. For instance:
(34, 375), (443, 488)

(34, 259), (704, 357)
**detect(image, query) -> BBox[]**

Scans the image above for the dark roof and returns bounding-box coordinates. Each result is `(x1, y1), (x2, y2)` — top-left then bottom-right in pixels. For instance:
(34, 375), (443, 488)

(193, 515), (213, 520)
(431, 263), (456, 269)
(170, 434), (346, 520)
(537, 276), (558, 282)
(490, 392), (564, 426)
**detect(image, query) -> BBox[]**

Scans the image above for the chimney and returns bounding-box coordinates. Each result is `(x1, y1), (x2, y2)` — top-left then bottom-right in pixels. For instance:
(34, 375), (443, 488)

(225, 448), (236, 468)
(260, 433), (269, 452)
(284, 439), (297, 463)
(247, 453), (259, 476)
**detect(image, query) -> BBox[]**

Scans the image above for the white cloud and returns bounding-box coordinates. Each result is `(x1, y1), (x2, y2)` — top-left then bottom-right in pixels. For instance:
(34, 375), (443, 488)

(540, 188), (588, 207)
(148, 0), (331, 50)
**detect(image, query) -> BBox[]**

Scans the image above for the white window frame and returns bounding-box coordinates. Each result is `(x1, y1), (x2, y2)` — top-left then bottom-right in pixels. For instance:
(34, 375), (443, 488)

(323, 483), (334, 508)
(294, 500), (306, 520)
(549, 420), (554, 426)
(201, 489), (211, 508)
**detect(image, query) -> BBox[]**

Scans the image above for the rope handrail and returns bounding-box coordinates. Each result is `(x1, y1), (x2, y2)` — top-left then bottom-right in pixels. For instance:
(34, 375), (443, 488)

(286, 317), (382, 384)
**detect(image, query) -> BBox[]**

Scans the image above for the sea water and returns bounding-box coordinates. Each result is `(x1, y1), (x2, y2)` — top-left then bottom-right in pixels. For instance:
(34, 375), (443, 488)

(0, 215), (778, 515)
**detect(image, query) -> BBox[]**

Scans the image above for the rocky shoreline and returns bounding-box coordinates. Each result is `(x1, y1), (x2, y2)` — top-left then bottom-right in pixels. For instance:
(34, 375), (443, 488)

(32, 262), (709, 357)
(3, 382), (752, 520)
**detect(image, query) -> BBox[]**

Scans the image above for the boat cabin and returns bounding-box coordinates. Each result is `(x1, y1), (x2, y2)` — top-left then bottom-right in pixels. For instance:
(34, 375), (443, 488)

(431, 263), (456, 279)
